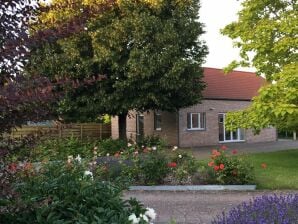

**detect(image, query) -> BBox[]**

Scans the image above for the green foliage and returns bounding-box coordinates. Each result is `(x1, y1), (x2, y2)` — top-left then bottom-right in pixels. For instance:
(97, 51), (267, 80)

(28, 0), (208, 122)
(170, 152), (198, 182)
(98, 138), (127, 155)
(135, 151), (170, 185)
(137, 135), (166, 148)
(1, 161), (148, 224)
(207, 147), (255, 184)
(23, 137), (96, 162)
(222, 0), (298, 131)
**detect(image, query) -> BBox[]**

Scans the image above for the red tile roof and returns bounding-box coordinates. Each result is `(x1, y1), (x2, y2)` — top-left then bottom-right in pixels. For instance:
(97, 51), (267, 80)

(202, 67), (266, 100)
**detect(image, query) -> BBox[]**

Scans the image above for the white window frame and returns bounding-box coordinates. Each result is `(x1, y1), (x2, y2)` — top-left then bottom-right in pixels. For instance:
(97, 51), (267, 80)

(218, 113), (245, 143)
(154, 111), (162, 131)
(187, 112), (206, 130)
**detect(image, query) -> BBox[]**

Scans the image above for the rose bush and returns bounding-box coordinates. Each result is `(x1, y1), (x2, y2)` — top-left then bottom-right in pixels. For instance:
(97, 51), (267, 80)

(207, 146), (255, 184)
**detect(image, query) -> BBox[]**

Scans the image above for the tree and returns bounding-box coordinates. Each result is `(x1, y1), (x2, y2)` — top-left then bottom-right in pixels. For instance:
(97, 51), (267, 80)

(221, 0), (297, 132)
(0, 0), (109, 135)
(28, 0), (208, 140)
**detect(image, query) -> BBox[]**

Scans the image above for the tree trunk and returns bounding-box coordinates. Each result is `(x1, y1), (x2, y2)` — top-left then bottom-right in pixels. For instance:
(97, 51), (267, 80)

(118, 112), (127, 141)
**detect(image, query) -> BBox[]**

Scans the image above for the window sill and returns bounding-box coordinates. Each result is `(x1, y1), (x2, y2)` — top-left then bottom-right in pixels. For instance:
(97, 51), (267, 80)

(219, 140), (245, 143)
(187, 128), (206, 131)
(155, 128), (162, 131)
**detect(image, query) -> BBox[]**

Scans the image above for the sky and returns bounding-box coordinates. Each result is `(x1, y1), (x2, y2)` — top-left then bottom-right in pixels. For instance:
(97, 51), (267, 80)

(199, 0), (254, 72)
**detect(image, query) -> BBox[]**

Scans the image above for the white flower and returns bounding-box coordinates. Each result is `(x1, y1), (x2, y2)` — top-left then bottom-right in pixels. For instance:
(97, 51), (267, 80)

(152, 146), (157, 151)
(178, 154), (182, 159)
(94, 146), (98, 150)
(84, 170), (93, 180)
(172, 146), (178, 151)
(145, 207), (157, 220)
(84, 27), (88, 31)
(67, 155), (74, 163)
(106, 153), (110, 156)
(128, 143), (132, 147)
(75, 154), (82, 163)
(141, 145), (145, 148)
(140, 214), (149, 222)
(128, 213), (140, 224)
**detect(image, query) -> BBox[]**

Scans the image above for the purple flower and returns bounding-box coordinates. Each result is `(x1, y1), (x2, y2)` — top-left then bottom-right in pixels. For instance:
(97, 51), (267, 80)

(212, 194), (298, 224)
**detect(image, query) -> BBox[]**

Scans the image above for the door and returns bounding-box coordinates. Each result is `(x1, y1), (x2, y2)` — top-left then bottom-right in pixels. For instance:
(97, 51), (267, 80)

(218, 113), (245, 142)
(136, 114), (144, 142)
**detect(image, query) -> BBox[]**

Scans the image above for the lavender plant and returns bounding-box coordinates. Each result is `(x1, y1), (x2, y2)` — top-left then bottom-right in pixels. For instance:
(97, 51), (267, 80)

(213, 194), (298, 224)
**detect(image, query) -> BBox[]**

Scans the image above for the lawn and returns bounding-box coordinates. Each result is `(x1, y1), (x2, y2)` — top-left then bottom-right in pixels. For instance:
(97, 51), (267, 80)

(246, 149), (298, 189)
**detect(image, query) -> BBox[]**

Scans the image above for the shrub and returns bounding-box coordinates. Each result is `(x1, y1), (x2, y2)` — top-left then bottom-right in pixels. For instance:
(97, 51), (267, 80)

(207, 146), (255, 184)
(98, 138), (127, 155)
(0, 160), (156, 223)
(26, 137), (96, 162)
(212, 194), (298, 224)
(136, 151), (170, 185)
(170, 152), (198, 183)
(137, 135), (166, 149)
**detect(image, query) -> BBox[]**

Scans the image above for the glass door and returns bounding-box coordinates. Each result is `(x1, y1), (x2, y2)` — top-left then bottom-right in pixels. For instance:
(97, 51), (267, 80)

(218, 113), (245, 142)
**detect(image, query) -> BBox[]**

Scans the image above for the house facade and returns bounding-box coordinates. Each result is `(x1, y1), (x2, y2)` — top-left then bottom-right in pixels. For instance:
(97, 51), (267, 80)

(111, 68), (277, 147)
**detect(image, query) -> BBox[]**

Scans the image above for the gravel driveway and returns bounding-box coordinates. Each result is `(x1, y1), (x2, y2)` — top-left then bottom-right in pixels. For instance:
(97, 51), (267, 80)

(124, 190), (298, 224)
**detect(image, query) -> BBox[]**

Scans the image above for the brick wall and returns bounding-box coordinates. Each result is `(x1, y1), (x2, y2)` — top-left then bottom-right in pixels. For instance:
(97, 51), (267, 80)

(178, 100), (277, 147)
(111, 100), (277, 147)
(111, 111), (178, 145)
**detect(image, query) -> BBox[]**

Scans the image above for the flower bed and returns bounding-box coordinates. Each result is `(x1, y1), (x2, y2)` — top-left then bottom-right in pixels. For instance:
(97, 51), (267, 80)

(212, 194), (298, 224)
(92, 141), (256, 186)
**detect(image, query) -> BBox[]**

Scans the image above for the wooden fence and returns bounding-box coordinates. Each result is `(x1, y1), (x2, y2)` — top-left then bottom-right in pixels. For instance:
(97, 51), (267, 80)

(9, 123), (111, 140)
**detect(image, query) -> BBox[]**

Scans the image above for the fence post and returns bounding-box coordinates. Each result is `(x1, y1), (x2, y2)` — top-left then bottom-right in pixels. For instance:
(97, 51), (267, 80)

(80, 124), (83, 140)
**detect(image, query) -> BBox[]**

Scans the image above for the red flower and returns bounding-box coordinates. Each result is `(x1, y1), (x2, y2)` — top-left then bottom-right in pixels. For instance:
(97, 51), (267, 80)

(232, 149), (238, 155)
(211, 149), (221, 157)
(8, 163), (17, 172)
(208, 161), (214, 167)
(221, 145), (227, 150)
(212, 149), (218, 155)
(261, 163), (267, 169)
(167, 162), (177, 168)
(214, 165), (220, 171)
(219, 164), (225, 170)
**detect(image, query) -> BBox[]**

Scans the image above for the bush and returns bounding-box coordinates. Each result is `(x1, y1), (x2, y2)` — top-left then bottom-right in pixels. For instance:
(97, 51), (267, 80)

(137, 152), (170, 185)
(1, 160), (156, 224)
(170, 152), (199, 183)
(137, 135), (166, 149)
(98, 138), (127, 155)
(212, 194), (298, 224)
(207, 146), (255, 184)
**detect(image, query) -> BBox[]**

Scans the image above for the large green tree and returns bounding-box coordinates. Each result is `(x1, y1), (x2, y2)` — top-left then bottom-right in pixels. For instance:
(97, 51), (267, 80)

(28, 0), (208, 139)
(222, 0), (297, 132)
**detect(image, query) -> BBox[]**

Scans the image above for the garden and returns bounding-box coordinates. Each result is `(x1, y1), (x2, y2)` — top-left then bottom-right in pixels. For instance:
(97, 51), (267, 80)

(1, 135), (297, 223)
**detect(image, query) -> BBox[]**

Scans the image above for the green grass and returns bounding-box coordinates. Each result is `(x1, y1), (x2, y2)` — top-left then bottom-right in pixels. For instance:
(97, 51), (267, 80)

(246, 149), (298, 189)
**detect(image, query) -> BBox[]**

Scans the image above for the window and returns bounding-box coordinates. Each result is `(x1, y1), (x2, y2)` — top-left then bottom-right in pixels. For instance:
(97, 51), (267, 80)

(154, 111), (162, 131)
(187, 112), (206, 130)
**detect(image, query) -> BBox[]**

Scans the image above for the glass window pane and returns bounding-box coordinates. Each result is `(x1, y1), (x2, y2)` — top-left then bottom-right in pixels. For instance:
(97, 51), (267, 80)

(192, 113), (199, 128)
(154, 112), (162, 130)
(200, 113), (206, 129)
(239, 128), (245, 140)
(187, 113), (191, 129)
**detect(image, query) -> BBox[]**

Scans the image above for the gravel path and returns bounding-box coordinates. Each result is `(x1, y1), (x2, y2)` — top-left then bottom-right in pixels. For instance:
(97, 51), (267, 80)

(124, 190), (298, 224)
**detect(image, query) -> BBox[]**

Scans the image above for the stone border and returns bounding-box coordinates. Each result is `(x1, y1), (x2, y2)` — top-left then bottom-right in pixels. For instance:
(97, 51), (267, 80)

(129, 185), (256, 191)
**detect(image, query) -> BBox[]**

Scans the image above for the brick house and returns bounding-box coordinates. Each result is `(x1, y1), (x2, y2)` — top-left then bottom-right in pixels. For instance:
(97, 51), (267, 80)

(111, 67), (277, 147)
